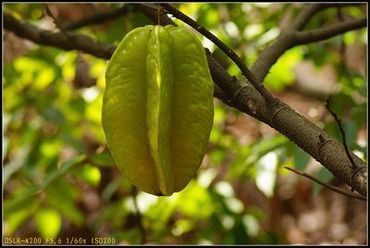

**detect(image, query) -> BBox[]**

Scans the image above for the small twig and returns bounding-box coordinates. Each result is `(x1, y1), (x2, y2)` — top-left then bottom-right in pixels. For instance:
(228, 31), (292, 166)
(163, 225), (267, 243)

(131, 187), (147, 244)
(285, 167), (366, 201)
(44, 4), (68, 34)
(291, 3), (328, 31)
(325, 98), (367, 189)
(159, 3), (275, 105)
(291, 3), (364, 31)
(295, 18), (366, 45)
(336, 8), (346, 67)
(44, 4), (56, 21)
(325, 97), (357, 171)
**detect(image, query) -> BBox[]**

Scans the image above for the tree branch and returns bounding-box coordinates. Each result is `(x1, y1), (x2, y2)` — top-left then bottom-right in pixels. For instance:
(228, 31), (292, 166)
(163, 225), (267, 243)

(324, 98), (368, 190)
(4, 12), (115, 59)
(291, 3), (328, 31)
(131, 3), (241, 103)
(251, 4), (366, 82)
(3, 6), (367, 196)
(139, 4), (368, 196)
(251, 33), (296, 82)
(160, 3), (275, 105)
(290, 3), (364, 31)
(295, 18), (366, 45)
(132, 4), (175, 27)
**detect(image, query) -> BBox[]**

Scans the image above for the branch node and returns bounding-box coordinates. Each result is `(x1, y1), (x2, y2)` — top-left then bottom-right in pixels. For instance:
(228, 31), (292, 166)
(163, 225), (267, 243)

(231, 83), (258, 115)
(350, 166), (367, 185)
(317, 137), (333, 158)
(231, 81), (246, 103)
(271, 104), (288, 122)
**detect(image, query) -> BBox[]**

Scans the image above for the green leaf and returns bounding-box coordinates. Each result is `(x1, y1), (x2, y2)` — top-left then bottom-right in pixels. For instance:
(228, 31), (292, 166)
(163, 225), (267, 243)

(40, 154), (87, 190)
(246, 135), (288, 166)
(291, 142), (311, 171)
(4, 186), (38, 216)
(90, 152), (115, 167)
(46, 183), (84, 226)
(342, 121), (357, 148)
(4, 201), (38, 235)
(313, 167), (334, 194)
(264, 47), (303, 91)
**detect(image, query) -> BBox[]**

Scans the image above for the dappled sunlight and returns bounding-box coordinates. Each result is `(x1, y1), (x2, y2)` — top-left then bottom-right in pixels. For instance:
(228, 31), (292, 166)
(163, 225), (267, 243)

(256, 152), (278, 197)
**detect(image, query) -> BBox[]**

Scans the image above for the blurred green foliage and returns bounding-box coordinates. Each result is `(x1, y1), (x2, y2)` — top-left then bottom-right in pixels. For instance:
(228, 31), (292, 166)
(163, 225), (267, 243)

(3, 3), (367, 245)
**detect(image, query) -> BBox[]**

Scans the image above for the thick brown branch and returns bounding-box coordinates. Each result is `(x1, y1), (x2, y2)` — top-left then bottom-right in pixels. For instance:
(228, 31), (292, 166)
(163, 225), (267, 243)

(267, 102), (367, 196)
(4, 13), (115, 59)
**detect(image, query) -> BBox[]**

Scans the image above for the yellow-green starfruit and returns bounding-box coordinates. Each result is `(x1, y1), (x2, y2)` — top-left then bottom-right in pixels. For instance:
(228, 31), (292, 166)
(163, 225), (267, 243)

(102, 25), (214, 196)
